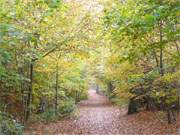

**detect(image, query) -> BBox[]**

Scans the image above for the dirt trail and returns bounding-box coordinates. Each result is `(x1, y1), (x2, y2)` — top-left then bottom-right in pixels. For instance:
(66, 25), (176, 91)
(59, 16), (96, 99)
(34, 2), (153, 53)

(26, 90), (179, 135)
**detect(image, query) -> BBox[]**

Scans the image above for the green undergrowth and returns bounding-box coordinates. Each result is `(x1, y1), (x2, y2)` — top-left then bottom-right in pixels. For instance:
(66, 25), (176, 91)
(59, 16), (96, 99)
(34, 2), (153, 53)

(29, 98), (77, 123)
(110, 98), (129, 108)
(0, 112), (24, 135)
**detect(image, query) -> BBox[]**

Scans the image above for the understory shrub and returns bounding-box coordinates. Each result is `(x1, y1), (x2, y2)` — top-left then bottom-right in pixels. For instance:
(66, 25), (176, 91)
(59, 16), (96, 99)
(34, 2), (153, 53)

(0, 112), (24, 135)
(34, 98), (76, 123)
(110, 98), (128, 107)
(58, 98), (76, 115)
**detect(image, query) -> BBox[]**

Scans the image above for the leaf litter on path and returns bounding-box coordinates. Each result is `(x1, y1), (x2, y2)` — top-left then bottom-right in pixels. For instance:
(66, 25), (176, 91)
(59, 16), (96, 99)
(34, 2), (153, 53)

(25, 90), (179, 135)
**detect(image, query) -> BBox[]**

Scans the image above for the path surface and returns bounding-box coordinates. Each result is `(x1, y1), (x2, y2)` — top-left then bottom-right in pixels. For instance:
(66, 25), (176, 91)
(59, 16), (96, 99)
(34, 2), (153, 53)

(26, 90), (179, 135)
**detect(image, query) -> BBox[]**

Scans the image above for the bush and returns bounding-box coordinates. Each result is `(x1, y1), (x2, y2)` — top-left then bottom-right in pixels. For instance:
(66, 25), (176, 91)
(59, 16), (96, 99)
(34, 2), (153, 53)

(110, 98), (128, 107)
(0, 112), (24, 135)
(34, 98), (76, 123)
(39, 109), (57, 123)
(78, 93), (88, 101)
(58, 98), (76, 115)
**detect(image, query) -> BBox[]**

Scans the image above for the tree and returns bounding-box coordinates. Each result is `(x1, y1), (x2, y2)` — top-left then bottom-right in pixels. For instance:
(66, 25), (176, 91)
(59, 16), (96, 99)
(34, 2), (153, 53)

(102, 0), (179, 123)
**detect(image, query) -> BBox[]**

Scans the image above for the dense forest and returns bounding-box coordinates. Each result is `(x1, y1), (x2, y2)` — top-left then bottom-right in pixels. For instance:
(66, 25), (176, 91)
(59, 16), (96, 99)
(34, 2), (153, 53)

(0, 0), (179, 134)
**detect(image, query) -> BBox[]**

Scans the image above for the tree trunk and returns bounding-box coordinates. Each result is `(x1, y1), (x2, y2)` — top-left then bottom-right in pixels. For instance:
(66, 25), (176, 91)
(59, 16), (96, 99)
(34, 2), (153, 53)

(128, 97), (139, 114)
(152, 49), (159, 69)
(177, 95), (180, 114)
(160, 46), (164, 76)
(25, 60), (34, 122)
(159, 21), (164, 76)
(55, 62), (59, 114)
(167, 109), (176, 124)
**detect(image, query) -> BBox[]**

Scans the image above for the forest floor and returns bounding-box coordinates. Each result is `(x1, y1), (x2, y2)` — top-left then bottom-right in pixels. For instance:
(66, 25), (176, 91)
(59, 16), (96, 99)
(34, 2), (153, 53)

(25, 90), (179, 135)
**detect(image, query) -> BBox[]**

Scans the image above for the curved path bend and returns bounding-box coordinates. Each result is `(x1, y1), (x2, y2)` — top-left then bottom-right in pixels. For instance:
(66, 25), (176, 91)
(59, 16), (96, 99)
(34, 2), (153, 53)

(26, 90), (179, 135)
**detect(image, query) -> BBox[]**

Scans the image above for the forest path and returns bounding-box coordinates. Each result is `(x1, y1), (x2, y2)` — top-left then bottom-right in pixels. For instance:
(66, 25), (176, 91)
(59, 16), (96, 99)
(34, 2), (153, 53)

(25, 90), (179, 135)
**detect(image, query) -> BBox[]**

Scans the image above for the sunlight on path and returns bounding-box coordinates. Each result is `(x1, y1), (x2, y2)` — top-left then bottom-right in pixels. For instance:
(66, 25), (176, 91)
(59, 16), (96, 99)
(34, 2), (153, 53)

(25, 89), (178, 135)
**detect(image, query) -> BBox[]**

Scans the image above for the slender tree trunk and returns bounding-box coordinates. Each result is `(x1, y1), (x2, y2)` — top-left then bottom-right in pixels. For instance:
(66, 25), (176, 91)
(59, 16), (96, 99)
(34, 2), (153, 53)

(167, 107), (176, 124)
(175, 42), (180, 55)
(25, 34), (39, 122)
(25, 60), (34, 122)
(160, 47), (163, 76)
(19, 67), (25, 123)
(159, 21), (164, 76)
(178, 93), (180, 114)
(55, 62), (59, 114)
(152, 49), (159, 69)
